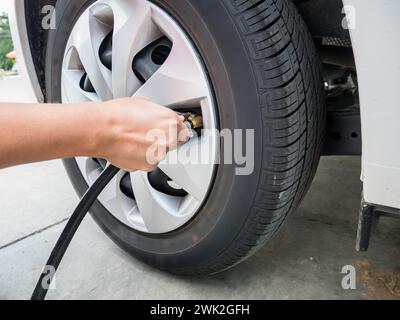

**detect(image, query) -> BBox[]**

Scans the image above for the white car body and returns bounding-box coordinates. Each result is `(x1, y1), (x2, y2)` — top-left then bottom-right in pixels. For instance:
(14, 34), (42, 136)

(343, 0), (400, 210)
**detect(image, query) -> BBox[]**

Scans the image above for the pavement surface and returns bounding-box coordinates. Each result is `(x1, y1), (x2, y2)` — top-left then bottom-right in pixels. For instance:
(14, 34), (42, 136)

(0, 157), (399, 300)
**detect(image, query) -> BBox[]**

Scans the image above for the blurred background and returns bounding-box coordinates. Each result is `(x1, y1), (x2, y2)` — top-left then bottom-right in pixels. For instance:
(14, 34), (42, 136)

(0, 0), (35, 102)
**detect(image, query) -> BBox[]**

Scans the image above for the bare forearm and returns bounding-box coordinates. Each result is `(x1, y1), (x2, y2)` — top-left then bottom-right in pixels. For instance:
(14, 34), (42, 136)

(0, 97), (188, 172)
(0, 102), (100, 169)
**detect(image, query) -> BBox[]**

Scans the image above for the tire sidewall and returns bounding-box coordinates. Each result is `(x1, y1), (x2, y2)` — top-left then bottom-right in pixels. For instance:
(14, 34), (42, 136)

(47, 0), (263, 271)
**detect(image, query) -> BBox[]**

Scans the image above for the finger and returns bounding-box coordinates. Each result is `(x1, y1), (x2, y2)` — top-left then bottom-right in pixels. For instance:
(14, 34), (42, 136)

(178, 127), (192, 143)
(177, 116), (188, 131)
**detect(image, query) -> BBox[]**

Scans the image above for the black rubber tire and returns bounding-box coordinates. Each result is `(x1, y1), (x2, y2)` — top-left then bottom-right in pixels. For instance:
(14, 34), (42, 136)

(46, 0), (325, 275)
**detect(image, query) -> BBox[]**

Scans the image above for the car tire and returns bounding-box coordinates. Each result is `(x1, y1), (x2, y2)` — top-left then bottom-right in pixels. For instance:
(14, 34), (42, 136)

(45, 0), (325, 275)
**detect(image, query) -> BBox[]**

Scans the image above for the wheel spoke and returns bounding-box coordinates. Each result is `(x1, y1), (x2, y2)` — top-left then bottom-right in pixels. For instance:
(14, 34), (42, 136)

(67, 9), (113, 100)
(62, 70), (100, 103)
(133, 9), (209, 107)
(130, 171), (187, 233)
(101, 0), (162, 98)
(133, 49), (209, 107)
(158, 135), (216, 201)
(82, 158), (121, 208)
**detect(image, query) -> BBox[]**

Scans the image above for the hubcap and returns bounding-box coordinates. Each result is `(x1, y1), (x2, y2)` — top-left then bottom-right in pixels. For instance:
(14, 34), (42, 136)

(61, 0), (218, 234)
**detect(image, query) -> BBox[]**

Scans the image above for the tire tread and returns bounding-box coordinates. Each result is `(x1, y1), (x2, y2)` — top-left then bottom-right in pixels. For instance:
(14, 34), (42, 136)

(178, 0), (325, 274)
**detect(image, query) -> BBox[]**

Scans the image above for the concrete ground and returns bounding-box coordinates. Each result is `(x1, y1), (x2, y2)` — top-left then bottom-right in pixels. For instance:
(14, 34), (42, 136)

(0, 157), (399, 300)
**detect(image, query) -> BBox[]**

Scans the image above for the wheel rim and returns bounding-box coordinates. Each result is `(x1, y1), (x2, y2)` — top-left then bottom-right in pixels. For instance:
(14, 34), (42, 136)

(61, 0), (219, 234)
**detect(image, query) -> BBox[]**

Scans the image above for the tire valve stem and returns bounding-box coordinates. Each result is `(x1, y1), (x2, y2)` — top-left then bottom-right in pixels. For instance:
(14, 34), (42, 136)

(182, 113), (203, 139)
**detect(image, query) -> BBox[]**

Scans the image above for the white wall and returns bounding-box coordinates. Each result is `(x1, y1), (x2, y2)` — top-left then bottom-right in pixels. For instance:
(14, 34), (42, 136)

(0, 0), (13, 13)
(0, 0), (36, 103)
(0, 76), (36, 102)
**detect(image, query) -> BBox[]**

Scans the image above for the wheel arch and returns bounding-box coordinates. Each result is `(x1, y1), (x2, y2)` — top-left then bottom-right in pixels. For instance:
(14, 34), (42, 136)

(22, 0), (57, 100)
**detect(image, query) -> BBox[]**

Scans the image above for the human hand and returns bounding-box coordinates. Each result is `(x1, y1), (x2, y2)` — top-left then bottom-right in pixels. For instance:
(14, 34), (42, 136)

(91, 97), (190, 172)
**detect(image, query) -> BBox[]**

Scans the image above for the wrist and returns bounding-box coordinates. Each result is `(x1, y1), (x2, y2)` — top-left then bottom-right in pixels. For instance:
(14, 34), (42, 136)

(75, 102), (106, 158)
